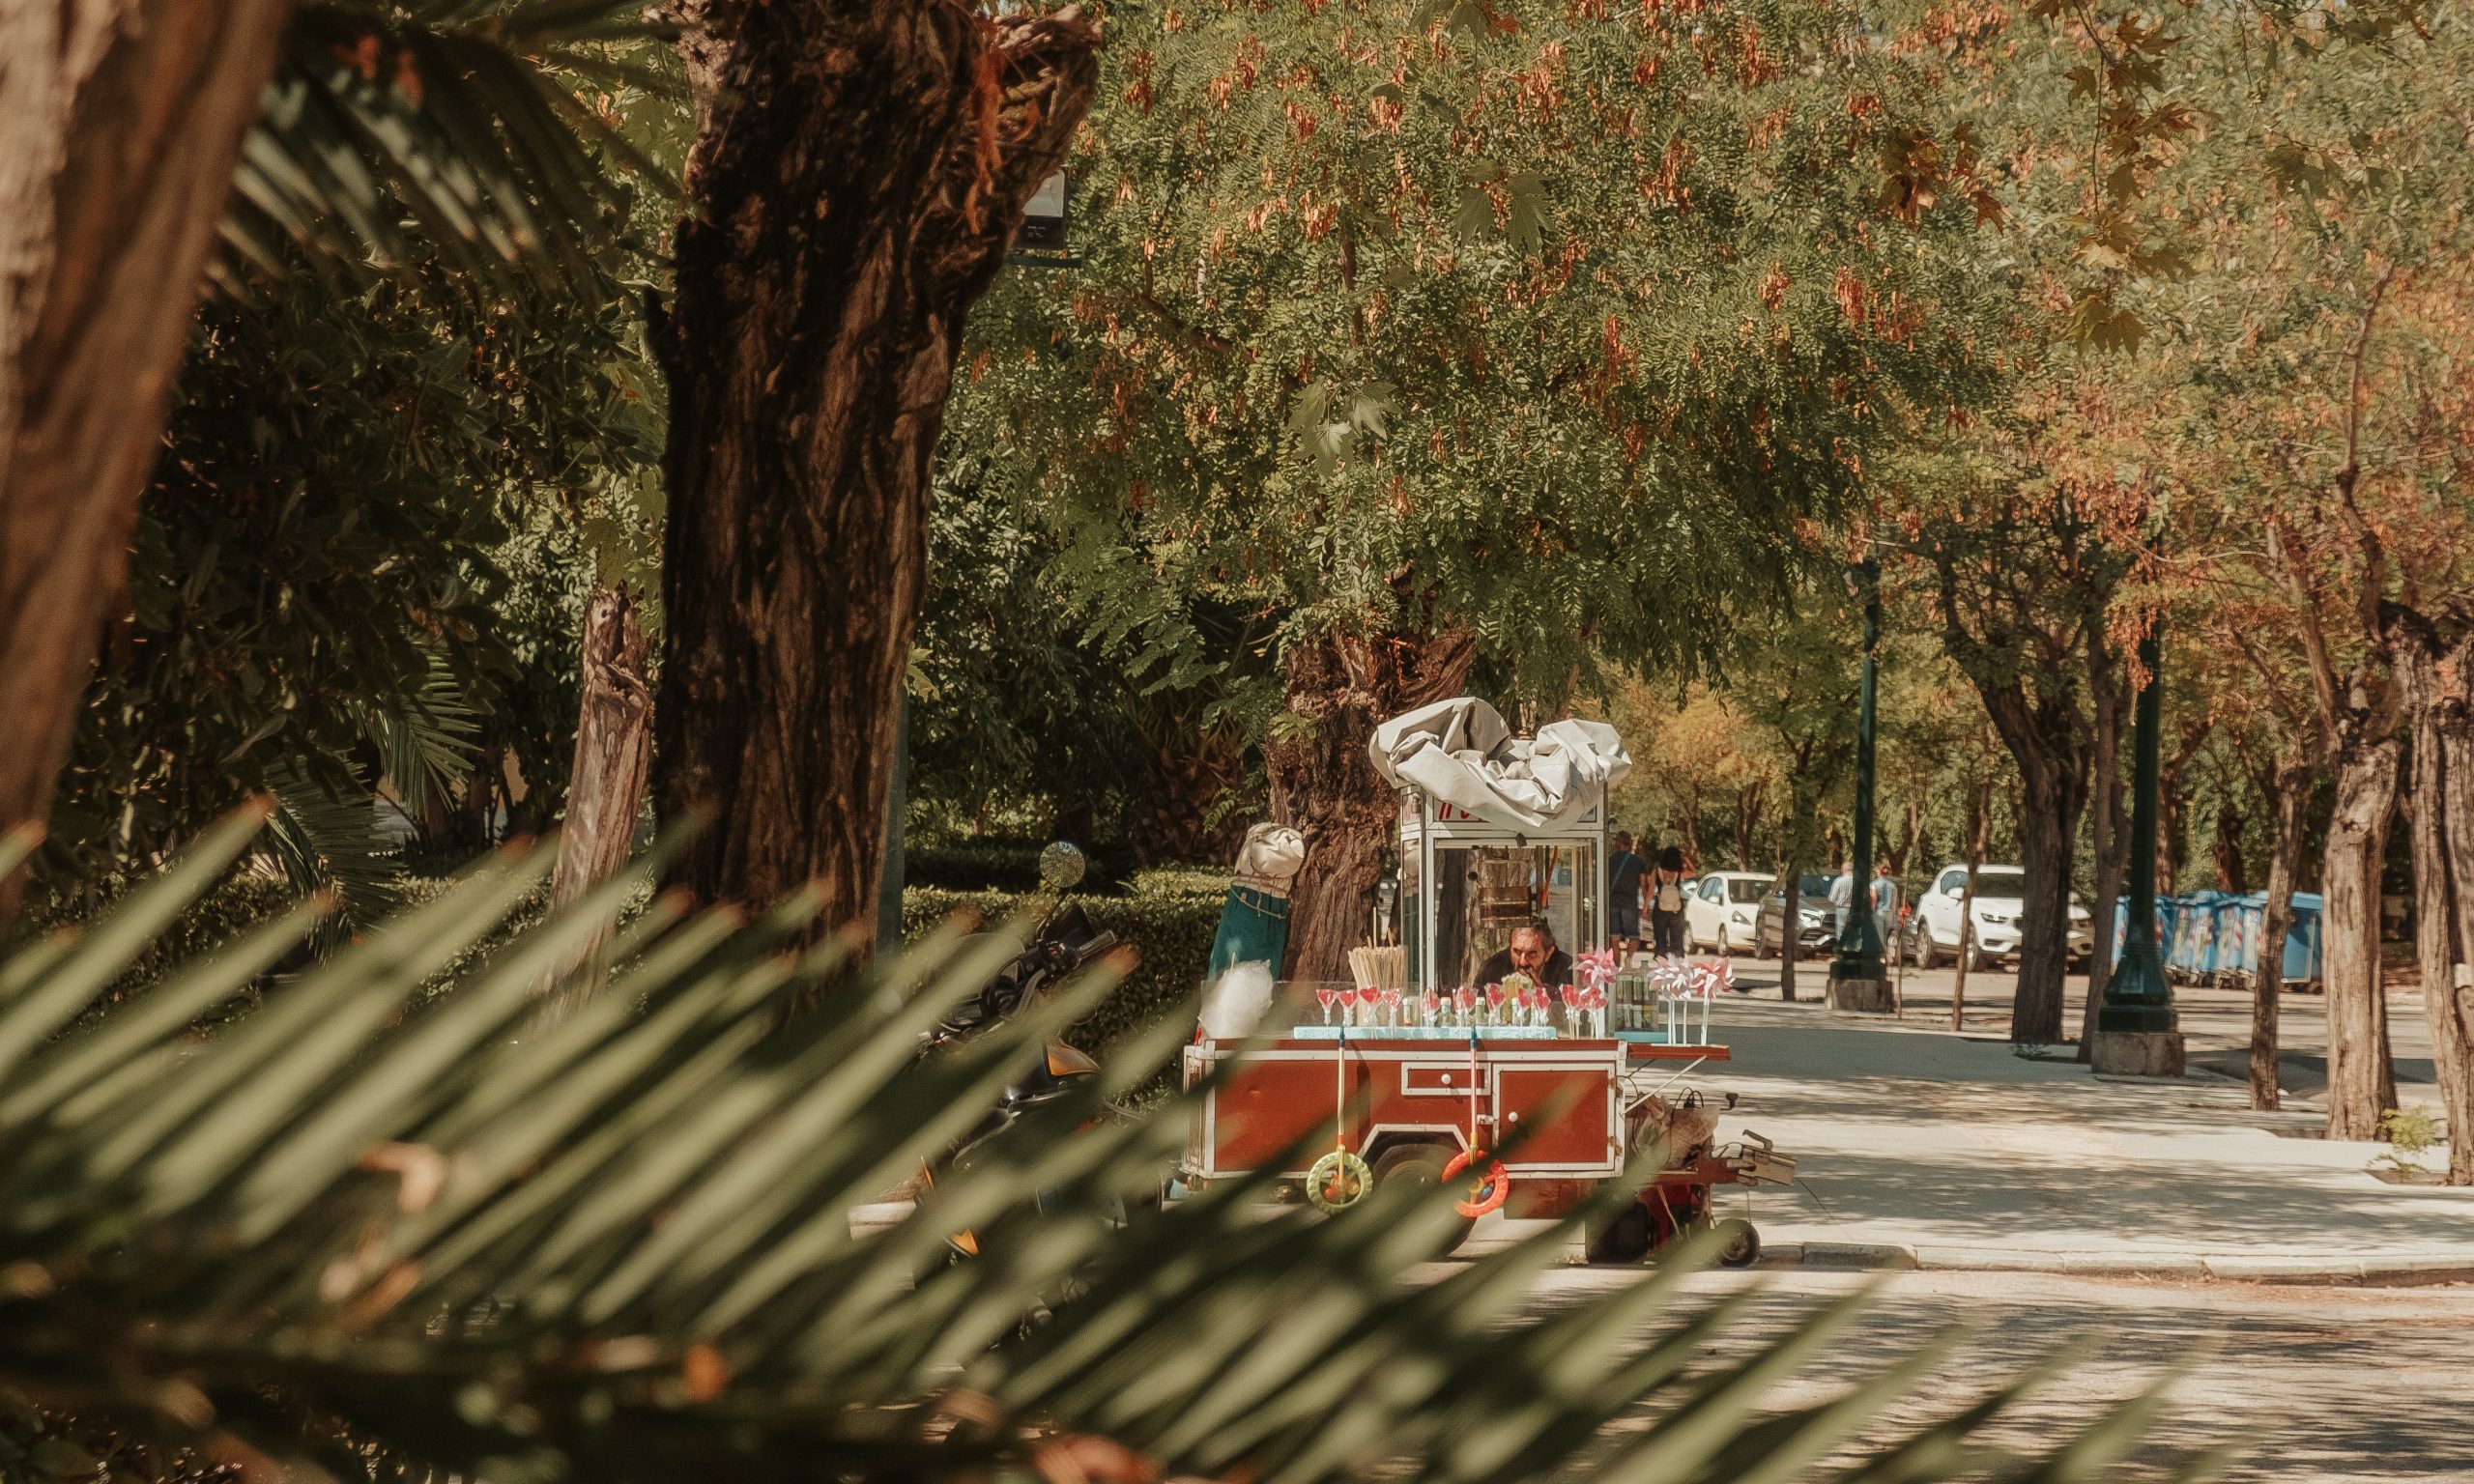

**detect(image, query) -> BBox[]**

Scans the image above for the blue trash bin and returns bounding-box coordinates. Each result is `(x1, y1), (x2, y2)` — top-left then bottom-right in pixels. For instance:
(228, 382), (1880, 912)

(2283, 891), (2324, 984)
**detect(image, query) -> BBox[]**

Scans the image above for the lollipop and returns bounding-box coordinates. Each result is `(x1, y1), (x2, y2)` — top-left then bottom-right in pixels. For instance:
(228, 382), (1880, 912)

(1422, 988), (1443, 1026)
(1356, 985), (1382, 1028)
(1315, 986), (1340, 1026)
(1454, 985), (1477, 1024)
(1381, 987), (1404, 1029)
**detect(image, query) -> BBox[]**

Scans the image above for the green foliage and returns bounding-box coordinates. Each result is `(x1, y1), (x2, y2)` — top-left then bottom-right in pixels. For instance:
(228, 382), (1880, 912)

(0, 821), (2226, 1483)
(41, 252), (661, 910)
(2375, 1106), (2442, 1175)
(226, 0), (678, 300)
(909, 463), (1143, 837)
(904, 883), (1223, 1096)
(956, 0), (2000, 704)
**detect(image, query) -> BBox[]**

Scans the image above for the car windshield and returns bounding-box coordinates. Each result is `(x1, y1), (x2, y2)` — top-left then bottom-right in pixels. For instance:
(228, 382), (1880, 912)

(1973, 870), (2027, 897)
(1728, 878), (1767, 903)
(1798, 874), (1830, 899)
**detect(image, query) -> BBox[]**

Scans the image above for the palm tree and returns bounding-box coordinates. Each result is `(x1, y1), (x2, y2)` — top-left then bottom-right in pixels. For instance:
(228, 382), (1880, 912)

(0, 813), (2230, 1481)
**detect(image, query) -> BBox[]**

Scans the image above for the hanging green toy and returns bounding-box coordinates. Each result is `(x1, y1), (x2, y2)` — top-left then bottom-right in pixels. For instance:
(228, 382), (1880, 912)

(1307, 1024), (1373, 1213)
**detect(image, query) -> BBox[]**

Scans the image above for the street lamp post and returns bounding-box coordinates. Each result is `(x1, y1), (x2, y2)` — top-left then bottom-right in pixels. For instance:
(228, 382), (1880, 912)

(1829, 559), (1891, 1013)
(2091, 621), (2183, 1075)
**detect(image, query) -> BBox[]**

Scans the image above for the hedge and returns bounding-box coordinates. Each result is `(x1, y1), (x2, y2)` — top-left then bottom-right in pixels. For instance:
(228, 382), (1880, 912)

(900, 840), (1137, 895)
(902, 884), (1223, 1098)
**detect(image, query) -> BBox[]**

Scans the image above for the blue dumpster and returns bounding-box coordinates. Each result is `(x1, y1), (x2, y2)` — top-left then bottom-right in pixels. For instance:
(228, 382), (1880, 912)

(2282, 891), (2323, 983)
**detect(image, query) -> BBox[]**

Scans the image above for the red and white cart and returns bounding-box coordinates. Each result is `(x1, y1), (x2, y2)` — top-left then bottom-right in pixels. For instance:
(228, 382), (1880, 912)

(1180, 702), (1791, 1261)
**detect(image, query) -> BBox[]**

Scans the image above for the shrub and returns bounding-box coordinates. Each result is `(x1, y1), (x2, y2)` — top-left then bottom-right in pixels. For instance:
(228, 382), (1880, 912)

(901, 839), (1137, 894)
(904, 883), (1223, 1094)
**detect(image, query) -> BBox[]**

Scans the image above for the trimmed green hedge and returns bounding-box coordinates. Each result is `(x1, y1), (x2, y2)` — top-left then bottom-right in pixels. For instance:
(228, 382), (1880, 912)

(903, 885), (1223, 1096)
(901, 841), (1137, 894)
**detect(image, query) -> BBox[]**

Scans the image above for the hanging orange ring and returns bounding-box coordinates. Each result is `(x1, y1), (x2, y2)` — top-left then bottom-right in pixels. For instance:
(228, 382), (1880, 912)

(1441, 1148), (1510, 1217)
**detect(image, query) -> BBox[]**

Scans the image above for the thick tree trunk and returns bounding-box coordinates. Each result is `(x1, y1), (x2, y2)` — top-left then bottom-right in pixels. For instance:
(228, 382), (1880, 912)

(2320, 734), (2401, 1141)
(2392, 610), (2474, 1184)
(1267, 626), (1475, 983)
(650, 2), (1099, 944)
(2013, 765), (2079, 1045)
(2079, 647), (2129, 1056)
(2250, 754), (2312, 1113)
(0, 0), (288, 912)
(537, 585), (655, 1018)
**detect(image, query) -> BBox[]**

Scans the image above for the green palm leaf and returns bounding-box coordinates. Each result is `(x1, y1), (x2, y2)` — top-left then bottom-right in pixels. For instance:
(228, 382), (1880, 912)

(224, 0), (677, 299)
(0, 815), (2234, 1481)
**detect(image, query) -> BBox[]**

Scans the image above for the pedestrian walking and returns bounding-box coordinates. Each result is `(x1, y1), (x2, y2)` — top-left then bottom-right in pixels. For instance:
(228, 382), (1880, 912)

(1648, 845), (1688, 956)
(1870, 861), (1900, 951)
(1607, 832), (1644, 950)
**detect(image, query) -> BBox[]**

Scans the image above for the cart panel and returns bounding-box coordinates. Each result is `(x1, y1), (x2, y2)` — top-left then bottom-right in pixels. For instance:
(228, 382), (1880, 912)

(1496, 1067), (1619, 1168)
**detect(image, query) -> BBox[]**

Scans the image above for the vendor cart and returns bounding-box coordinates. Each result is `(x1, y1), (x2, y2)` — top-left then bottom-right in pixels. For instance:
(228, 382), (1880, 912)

(1180, 699), (1793, 1261)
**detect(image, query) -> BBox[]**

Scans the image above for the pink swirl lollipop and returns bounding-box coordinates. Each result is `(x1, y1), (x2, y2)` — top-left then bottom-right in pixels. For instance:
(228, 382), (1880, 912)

(1454, 985), (1477, 1018)
(1422, 989), (1443, 1023)
(1381, 987), (1404, 1028)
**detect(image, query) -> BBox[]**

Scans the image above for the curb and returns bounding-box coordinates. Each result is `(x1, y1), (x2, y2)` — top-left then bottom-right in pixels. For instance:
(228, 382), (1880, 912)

(1763, 1241), (2474, 1288)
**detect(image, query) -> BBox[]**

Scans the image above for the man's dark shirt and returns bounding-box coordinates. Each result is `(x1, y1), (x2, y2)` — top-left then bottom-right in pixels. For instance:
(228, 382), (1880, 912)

(1476, 947), (1574, 987)
(1609, 850), (1644, 903)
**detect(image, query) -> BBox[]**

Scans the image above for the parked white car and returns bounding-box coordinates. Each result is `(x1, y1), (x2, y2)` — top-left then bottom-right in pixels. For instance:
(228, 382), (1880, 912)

(1684, 870), (1771, 953)
(1908, 864), (2092, 971)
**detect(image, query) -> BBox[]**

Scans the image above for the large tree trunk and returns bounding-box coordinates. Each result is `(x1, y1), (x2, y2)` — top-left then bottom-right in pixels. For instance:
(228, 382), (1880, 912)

(2250, 753), (2312, 1113)
(650, 2), (1099, 943)
(537, 585), (655, 1018)
(1267, 626), (1474, 982)
(2392, 610), (2474, 1184)
(2013, 766), (2079, 1045)
(2320, 732), (2401, 1141)
(0, 0), (288, 912)
(2079, 645), (2129, 1056)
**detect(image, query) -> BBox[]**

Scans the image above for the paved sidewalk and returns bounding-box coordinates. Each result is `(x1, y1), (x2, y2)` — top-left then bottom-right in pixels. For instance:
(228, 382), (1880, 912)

(1693, 987), (2474, 1286)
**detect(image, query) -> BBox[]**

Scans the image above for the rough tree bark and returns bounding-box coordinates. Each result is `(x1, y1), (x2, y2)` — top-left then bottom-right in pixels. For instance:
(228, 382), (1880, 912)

(0, 0), (289, 911)
(1268, 625), (1475, 983)
(2320, 734), (2401, 1139)
(2390, 607), (2474, 1184)
(536, 585), (655, 1017)
(650, 2), (1100, 943)
(2079, 638), (2130, 1056)
(2011, 754), (2084, 1046)
(2250, 751), (2313, 1113)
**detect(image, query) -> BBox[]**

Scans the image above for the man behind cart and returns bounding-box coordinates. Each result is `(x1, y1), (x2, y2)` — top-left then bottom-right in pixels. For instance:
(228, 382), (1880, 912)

(1477, 918), (1574, 987)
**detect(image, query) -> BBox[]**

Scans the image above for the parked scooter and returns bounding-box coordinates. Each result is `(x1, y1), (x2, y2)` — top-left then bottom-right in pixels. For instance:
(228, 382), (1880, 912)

(918, 842), (1116, 1258)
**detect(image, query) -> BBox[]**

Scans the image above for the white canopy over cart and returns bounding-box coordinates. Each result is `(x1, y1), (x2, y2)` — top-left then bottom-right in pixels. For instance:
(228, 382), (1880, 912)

(1366, 699), (1632, 993)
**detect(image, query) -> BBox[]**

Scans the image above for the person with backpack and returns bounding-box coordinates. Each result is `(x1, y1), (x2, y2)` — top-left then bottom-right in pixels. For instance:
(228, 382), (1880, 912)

(1607, 832), (1645, 950)
(1648, 844), (1689, 956)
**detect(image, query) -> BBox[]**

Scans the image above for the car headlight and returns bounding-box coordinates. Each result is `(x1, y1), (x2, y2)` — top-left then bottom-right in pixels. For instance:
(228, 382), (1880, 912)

(1798, 909), (1823, 927)
(1730, 909), (1751, 925)
(1980, 912), (2013, 927)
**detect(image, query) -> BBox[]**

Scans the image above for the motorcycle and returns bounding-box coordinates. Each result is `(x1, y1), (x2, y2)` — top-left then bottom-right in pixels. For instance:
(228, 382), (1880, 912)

(917, 842), (1117, 1259)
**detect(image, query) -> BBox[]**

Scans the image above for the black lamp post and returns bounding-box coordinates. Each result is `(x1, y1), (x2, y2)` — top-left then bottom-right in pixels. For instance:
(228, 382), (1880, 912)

(1829, 558), (1890, 1011)
(2092, 618), (2183, 1073)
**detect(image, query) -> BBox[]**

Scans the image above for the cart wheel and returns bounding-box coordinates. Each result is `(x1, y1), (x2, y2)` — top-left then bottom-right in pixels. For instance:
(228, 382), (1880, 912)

(1373, 1145), (1478, 1257)
(1586, 1203), (1652, 1265)
(1713, 1217), (1761, 1269)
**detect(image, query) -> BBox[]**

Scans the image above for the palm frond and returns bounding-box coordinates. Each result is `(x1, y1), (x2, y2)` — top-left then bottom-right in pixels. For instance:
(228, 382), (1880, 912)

(264, 761), (405, 935)
(226, 0), (677, 300)
(0, 815), (2232, 1482)
(364, 645), (483, 819)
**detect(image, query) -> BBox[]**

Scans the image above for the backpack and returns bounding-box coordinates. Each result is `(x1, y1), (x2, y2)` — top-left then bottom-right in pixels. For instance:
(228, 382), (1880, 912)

(1654, 870), (1683, 914)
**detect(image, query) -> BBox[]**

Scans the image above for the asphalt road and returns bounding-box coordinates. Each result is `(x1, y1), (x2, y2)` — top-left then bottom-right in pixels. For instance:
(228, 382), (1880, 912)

(1519, 1266), (2474, 1481)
